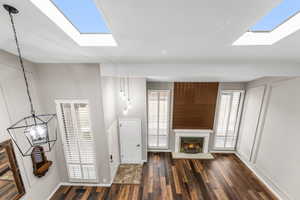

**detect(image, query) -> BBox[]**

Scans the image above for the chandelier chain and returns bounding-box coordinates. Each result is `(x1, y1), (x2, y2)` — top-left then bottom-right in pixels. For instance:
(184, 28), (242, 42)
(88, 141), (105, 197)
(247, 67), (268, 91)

(8, 12), (35, 115)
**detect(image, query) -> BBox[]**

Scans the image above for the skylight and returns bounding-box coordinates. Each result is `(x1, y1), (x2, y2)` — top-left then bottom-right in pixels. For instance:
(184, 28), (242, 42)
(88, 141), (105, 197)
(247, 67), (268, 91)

(251, 0), (300, 32)
(233, 0), (300, 46)
(30, 0), (117, 46)
(51, 0), (110, 33)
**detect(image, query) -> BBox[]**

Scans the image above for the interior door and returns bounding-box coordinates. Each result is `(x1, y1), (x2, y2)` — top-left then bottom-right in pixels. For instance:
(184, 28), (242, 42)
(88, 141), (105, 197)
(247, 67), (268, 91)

(119, 119), (142, 164)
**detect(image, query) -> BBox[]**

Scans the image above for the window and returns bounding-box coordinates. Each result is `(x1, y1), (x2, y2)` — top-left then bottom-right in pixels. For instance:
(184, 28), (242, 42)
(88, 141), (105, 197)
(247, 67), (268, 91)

(250, 0), (300, 32)
(51, 0), (110, 33)
(56, 100), (97, 182)
(233, 0), (300, 45)
(30, 0), (117, 46)
(148, 90), (170, 149)
(214, 91), (244, 150)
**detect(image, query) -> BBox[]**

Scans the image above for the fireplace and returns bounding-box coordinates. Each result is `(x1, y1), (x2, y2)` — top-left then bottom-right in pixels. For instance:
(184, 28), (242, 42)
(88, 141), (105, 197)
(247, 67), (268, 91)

(180, 137), (204, 154)
(173, 129), (214, 159)
(174, 129), (212, 154)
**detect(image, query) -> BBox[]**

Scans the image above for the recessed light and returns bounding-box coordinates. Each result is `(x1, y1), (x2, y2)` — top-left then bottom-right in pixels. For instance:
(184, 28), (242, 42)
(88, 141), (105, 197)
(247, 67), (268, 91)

(161, 50), (167, 55)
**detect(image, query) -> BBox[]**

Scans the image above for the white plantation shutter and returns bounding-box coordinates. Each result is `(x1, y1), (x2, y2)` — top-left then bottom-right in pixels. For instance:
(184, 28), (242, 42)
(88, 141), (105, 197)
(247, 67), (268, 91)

(68, 164), (82, 179)
(226, 92), (241, 147)
(57, 100), (97, 182)
(214, 91), (244, 149)
(148, 90), (170, 149)
(82, 165), (96, 179)
(158, 91), (169, 147)
(75, 104), (95, 165)
(148, 91), (159, 147)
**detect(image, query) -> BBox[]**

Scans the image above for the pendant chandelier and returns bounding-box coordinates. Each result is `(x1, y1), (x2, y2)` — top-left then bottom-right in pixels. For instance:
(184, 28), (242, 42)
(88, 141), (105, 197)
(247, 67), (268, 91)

(4, 4), (58, 157)
(119, 77), (132, 115)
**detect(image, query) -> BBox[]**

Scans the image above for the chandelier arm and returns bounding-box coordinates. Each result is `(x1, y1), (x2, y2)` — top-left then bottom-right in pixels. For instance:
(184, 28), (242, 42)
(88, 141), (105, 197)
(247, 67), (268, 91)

(8, 11), (35, 115)
(7, 130), (27, 156)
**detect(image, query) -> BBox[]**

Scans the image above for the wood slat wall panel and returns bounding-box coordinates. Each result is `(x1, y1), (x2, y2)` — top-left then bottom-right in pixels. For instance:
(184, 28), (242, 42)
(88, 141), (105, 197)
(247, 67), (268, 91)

(173, 82), (219, 129)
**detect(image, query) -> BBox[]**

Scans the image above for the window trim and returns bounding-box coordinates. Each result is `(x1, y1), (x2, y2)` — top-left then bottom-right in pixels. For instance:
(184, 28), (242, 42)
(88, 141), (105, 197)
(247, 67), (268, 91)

(147, 89), (171, 150)
(213, 90), (245, 151)
(55, 99), (99, 183)
(30, 0), (117, 46)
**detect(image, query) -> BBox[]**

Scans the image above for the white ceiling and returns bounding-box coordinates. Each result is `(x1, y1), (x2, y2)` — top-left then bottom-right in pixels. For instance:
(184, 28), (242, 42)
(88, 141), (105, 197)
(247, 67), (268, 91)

(101, 63), (300, 82)
(2, 0), (299, 64)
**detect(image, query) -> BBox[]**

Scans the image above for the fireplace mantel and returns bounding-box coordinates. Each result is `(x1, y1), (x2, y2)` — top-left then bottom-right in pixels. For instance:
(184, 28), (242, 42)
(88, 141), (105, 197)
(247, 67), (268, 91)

(174, 129), (212, 154)
(174, 129), (213, 134)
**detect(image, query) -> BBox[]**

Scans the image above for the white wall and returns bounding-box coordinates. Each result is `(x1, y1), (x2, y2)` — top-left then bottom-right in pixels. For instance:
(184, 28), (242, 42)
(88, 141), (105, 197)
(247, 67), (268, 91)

(106, 120), (120, 181)
(115, 77), (148, 161)
(35, 63), (111, 184)
(101, 76), (147, 162)
(237, 86), (265, 160)
(237, 77), (300, 200)
(101, 76), (120, 181)
(101, 76), (118, 130)
(0, 50), (60, 200)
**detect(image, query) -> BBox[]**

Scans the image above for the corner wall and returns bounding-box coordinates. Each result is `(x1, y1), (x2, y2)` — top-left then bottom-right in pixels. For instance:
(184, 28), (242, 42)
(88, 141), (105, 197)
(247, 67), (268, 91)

(116, 77), (148, 161)
(35, 63), (111, 184)
(237, 77), (300, 200)
(101, 76), (118, 130)
(0, 50), (60, 200)
(100, 76), (120, 181)
(101, 76), (148, 162)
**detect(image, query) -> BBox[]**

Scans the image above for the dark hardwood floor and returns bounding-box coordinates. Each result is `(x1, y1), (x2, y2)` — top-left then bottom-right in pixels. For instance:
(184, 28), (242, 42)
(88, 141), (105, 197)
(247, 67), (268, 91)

(50, 153), (277, 200)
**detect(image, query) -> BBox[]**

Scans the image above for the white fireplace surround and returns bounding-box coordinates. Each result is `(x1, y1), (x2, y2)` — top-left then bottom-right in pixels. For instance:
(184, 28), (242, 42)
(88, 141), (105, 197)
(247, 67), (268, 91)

(174, 129), (213, 154)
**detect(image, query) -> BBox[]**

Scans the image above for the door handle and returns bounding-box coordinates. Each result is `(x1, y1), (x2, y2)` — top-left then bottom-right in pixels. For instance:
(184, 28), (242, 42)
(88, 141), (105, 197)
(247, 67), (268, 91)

(136, 144), (140, 147)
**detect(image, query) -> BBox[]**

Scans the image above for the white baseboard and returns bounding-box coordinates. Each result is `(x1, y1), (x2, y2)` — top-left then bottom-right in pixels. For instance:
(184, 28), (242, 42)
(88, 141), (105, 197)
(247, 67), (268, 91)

(46, 183), (62, 200)
(235, 152), (287, 200)
(110, 163), (120, 185)
(60, 182), (111, 187)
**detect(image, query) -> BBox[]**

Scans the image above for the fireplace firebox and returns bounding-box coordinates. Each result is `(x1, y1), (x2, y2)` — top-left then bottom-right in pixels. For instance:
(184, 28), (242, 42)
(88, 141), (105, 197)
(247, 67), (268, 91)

(180, 137), (204, 154)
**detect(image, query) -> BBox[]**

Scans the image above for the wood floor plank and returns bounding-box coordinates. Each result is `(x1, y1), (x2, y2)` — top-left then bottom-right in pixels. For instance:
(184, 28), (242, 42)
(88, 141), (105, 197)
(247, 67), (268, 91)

(172, 166), (181, 194)
(50, 153), (278, 200)
(80, 187), (92, 200)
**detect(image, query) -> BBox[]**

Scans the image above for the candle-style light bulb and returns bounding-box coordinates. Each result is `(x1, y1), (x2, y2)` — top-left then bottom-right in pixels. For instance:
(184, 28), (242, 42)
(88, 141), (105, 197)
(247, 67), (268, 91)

(127, 98), (132, 109)
(122, 93), (127, 101)
(123, 107), (128, 115)
(25, 125), (48, 145)
(119, 90), (124, 98)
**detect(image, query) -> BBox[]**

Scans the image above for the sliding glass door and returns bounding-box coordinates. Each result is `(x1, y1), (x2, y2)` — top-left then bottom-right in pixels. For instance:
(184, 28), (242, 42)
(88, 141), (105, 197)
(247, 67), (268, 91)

(214, 91), (244, 150)
(148, 90), (170, 149)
